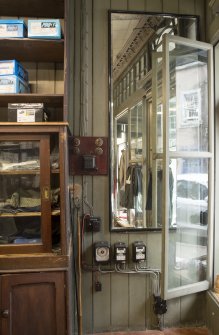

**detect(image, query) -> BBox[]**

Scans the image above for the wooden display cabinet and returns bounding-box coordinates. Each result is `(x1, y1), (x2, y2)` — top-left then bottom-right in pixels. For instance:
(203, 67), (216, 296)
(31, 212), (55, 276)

(0, 272), (66, 335)
(0, 1), (72, 333)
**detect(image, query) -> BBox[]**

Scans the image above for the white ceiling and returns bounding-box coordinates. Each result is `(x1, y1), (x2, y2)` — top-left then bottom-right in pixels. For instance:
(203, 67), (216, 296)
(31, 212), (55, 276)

(111, 14), (141, 62)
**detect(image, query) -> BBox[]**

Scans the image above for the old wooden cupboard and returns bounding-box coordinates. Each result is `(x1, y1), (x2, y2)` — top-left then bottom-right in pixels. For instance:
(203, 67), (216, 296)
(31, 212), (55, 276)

(0, 1), (72, 334)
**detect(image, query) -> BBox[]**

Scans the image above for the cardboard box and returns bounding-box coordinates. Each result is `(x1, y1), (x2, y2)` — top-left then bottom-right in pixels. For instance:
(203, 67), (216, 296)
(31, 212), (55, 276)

(28, 19), (61, 39)
(0, 75), (29, 94)
(0, 60), (28, 82)
(8, 103), (47, 122)
(0, 20), (27, 38)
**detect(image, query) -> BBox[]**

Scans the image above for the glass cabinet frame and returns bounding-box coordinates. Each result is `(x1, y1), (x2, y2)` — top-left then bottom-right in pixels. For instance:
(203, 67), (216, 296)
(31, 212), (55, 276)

(0, 125), (68, 256)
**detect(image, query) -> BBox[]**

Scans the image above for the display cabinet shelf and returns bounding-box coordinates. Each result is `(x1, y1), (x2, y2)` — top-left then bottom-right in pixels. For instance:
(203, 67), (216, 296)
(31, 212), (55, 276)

(0, 94), (63, 108)
(0, 38), (64, 63)
(0, 210), (60, 217)
(0, 0), (64, 18)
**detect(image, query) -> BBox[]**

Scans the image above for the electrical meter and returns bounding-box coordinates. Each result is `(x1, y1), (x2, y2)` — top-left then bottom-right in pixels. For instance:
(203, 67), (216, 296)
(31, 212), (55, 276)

(94, 241), (111, 264)
(114, 242), (127, 263)
(132, 241), (146, 262)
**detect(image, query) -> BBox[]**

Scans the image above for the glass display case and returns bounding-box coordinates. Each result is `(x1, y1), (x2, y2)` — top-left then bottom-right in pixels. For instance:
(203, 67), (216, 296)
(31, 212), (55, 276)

(0, 126), (66, 255)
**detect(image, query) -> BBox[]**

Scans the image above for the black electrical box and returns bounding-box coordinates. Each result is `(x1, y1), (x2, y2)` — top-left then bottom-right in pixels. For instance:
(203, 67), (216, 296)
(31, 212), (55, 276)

(132, 241), (146, 262)
(85, 216), (101, 232)
(83, 154), (97, 170)
(94, 241), (111, 264)
(114, 242), (127, 263)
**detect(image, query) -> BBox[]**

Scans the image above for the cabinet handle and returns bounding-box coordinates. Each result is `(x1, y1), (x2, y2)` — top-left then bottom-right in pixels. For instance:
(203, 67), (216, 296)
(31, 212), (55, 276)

(1, 309), (9, 318)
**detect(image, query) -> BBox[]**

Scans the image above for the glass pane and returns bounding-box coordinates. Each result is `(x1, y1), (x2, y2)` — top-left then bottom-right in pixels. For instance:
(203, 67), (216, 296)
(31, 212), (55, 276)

(0, 141), (42, 245)
(168, 158), (208, 289)
(130, 103), (143, 161)
(155, 56), (163, 154)
(168, 44), (209, 152)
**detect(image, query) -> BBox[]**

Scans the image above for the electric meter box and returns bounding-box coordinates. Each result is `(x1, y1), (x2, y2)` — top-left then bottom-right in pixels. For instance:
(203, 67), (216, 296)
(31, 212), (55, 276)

(114, 242), (127, 263)
(132, 241), (146, 262)
(28, 19), (62, 39)
(94, 241), (111, 264)
(0, 60), (29, 82)
(0, 20), (27, 38)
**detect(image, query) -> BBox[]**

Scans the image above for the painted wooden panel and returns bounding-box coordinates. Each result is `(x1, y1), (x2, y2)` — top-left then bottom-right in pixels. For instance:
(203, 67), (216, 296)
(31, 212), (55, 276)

(93, 0), (109, 135)
(128, 0), (146, 11)
(179, 0), (195, 14)
(194, 0), (206, 41)
(71, 0), (210, 333)
(92, 0), (113, 332)
(111, 273), (129, 330)
(73, 0), (82, 135)
(92, 274), (111, 332)
(111, 0), (128, 11)
(180, 292), (206, 325)
(36, 63), (55, 94)
(54, 63), (64, 94)
(163, 0), (179, 13)
(145, 0), (162, 12)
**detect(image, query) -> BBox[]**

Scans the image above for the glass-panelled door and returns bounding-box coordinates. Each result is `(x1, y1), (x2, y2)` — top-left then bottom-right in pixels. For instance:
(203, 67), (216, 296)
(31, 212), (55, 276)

(154, 35), (214, 299)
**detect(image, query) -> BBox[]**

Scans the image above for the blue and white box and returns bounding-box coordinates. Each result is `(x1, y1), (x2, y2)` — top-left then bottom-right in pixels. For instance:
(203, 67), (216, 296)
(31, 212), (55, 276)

(0, 75), (29, 94)
(0, 20), (27, 38)
(0, 60), (28, 82)
(28, 19), (62, 39)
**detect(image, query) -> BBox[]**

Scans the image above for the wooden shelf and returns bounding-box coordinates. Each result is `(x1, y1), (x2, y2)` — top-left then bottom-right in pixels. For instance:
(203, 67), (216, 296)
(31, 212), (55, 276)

(0, 0), (64, 19)
(0, 94), (63, 107)
(0, 169), (59, 175)
(0, 209), (60, 217)
(0, 38), (64, 63)
(0, 170), (40, 175)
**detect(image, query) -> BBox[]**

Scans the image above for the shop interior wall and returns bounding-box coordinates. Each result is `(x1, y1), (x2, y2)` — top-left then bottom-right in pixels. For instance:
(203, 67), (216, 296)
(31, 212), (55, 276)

(71, 0), (208, 333)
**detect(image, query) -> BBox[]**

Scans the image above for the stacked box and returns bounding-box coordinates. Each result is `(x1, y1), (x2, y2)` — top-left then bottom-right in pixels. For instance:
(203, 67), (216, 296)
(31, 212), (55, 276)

(8, 103), (47, 122)
(0, 76), (29, 94)
(0, 20), (27, 38)
(28, 19), (62, 39)
(0, 60), (28, 82)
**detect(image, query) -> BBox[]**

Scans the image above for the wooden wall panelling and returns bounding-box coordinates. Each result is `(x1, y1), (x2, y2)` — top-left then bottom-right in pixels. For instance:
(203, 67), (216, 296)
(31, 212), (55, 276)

(73, 0), (82, 135)
(162, 0), (179, 14)
(128, 234), (147, 330)
(179, 0), (195, 15)
(78, 0), (210, 332)
(111, 273), (129, 330)
(180, 292), (207, 325)
(145, 232), (162, 329)
(55, 63), (64, 94)
(36, 63), (55, 94)
(73, 0), (94, 332)
(23, 62), (37, 93)
(111, 0), (128, 11)
(109, 234), (129, 330)
(145, 0), (162, 12)
(67, 0), (75, 131)
(194, 0), (206, 41)
(92, 0), (111, 332)
(206, 292), (219, 335)
(128, 0), (146, 11)
(164, 298), (181, 328)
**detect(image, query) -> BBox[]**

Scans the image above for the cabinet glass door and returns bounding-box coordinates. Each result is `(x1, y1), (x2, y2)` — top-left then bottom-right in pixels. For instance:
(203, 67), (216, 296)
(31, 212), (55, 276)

(153, 35), (214, 299)
(0, 135), (51, 253)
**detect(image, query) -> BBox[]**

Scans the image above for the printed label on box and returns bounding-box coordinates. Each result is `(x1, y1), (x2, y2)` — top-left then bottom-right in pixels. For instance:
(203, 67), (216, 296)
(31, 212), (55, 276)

(0, 25), (19, 37)
(0, 62), (14, 75)
(30, 21), (57, 36)
(17, 109), (36, 122)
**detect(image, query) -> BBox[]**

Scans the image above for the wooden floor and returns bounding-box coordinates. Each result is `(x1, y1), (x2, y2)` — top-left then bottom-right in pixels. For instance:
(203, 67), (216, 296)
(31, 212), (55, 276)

(93, 327), (210, 335)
